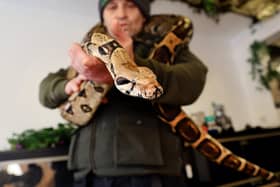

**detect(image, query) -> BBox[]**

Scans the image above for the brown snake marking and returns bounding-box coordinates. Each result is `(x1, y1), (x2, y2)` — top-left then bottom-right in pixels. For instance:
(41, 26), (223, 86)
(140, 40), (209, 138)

(60, 14), (278, 182)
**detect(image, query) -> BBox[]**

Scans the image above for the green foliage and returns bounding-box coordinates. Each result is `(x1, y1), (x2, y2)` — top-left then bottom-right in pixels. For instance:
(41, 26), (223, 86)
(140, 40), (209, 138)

(174, 0), (279, 23)
(248, 41), (269, 89)
(248, 41), (280, 90)
(202, 0), (218, 16)
(180, 0), (220, 20)
(7, 123), (75, 151)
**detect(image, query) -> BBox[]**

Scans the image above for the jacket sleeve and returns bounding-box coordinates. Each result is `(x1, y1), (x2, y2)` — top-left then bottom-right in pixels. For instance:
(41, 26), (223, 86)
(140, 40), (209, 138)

(136, 43), (208, 106)
(39, 68), (69, 109)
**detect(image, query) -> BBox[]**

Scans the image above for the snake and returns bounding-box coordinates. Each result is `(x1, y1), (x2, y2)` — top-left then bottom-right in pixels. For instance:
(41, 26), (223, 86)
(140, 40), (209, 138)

(59, 14), (279, 182)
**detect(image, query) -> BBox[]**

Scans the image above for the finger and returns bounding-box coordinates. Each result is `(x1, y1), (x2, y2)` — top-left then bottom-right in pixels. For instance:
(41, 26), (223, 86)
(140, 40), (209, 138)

(76, 74), (88, 82)
(69, 43), (102, 67)
(69, 44), (82, 69)
(69, 43), (91, 68)
(109, 21), (134, 59)
(68, 43), (81, 59)
(110, 21), (130, 42)
(82, 55), (96, 67)
(71, 84), (79, 93)
(65, 81), (79, 95)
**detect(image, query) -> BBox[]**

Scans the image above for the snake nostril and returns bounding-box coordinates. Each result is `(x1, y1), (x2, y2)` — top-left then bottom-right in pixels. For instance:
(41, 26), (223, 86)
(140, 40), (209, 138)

(116, 77), (131, 85)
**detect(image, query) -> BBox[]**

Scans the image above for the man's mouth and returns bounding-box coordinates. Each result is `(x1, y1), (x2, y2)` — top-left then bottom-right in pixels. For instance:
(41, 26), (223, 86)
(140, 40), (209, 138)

(120, 24), (129, 31)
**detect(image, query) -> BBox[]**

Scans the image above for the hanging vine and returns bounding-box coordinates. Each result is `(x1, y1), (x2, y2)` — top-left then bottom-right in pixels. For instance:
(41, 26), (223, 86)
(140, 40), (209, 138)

(248, 41), (280, 90)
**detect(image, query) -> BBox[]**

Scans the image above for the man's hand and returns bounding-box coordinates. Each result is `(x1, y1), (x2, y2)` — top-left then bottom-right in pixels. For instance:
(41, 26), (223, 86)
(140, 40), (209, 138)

(65, 74), (109, 104)
(109, 21), (134, 59)
(65, 74), (86, 95)
(66, 21), (134, 96)
(68, 43), (114, 84)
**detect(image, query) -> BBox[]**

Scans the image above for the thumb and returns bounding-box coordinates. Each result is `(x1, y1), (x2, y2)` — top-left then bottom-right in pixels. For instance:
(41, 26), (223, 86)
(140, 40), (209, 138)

(110, 21), (131, 45)
(68, 43), (82, 58)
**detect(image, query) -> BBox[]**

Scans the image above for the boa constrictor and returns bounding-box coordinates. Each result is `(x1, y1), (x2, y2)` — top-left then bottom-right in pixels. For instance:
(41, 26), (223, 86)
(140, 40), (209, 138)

(60, 14), (278, 182)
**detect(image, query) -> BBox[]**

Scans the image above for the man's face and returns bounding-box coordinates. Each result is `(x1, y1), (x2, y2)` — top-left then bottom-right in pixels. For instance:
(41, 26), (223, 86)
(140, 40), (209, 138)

(103, 0), (146, 37)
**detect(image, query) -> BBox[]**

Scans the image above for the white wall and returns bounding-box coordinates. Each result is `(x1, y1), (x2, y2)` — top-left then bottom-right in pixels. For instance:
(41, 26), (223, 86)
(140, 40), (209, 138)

(0, 0), (100, 150)
(0, 0), (279, 150)
(229, 15), (280, 127)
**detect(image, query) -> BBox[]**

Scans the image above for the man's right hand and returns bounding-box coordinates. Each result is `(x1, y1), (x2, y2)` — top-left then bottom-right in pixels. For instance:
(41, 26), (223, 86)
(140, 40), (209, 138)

(68, 43), (114, 85)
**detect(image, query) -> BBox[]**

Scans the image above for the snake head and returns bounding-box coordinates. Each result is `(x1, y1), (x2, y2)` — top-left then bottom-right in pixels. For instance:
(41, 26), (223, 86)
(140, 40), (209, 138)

(115, 75), (163, 100)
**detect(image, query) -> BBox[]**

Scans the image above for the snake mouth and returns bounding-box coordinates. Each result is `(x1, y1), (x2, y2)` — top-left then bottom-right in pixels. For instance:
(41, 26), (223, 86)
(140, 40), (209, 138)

(115, 76), (136, 96)
(115, 76), (163, 99)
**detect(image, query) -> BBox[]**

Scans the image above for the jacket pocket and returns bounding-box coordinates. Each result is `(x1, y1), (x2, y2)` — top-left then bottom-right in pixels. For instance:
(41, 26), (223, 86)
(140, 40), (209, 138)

(115, 114), (164, 166)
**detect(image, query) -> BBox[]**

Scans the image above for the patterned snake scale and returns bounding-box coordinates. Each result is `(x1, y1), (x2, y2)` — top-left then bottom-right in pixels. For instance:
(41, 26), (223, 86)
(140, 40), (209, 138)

(60, 14), (279, 182)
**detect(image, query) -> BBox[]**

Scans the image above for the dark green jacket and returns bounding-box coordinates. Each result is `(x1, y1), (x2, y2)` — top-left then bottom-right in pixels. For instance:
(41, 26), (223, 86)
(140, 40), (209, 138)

(39, 23), (208, 179)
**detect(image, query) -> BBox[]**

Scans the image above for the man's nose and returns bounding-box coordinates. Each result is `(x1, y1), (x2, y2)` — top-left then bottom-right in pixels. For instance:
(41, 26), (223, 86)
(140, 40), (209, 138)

(116, 6), (127, 19)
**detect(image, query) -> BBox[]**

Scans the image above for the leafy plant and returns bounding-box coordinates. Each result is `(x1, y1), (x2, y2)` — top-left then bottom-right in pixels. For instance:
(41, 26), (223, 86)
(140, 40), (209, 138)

(8, 123), (76, 151)
(168, 0), (280, 23)
(178, 0), (220, 21)
(248, 41), (280, 90)
(202, 0), (218, 16)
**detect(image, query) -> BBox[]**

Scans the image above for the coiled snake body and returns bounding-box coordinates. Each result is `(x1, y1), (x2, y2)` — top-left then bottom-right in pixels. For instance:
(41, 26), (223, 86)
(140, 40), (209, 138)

(60, 14), (278, 182)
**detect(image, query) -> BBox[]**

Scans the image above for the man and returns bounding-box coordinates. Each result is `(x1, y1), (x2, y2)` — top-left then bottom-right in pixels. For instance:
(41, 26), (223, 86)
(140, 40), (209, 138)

(39, 0), (208, 186)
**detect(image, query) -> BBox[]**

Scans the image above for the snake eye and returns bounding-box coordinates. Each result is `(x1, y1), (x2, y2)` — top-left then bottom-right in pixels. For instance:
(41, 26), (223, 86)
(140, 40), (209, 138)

(98, 46), (109, 55)
(85, 43), (95, 53)
(116, 77), (131, 85)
